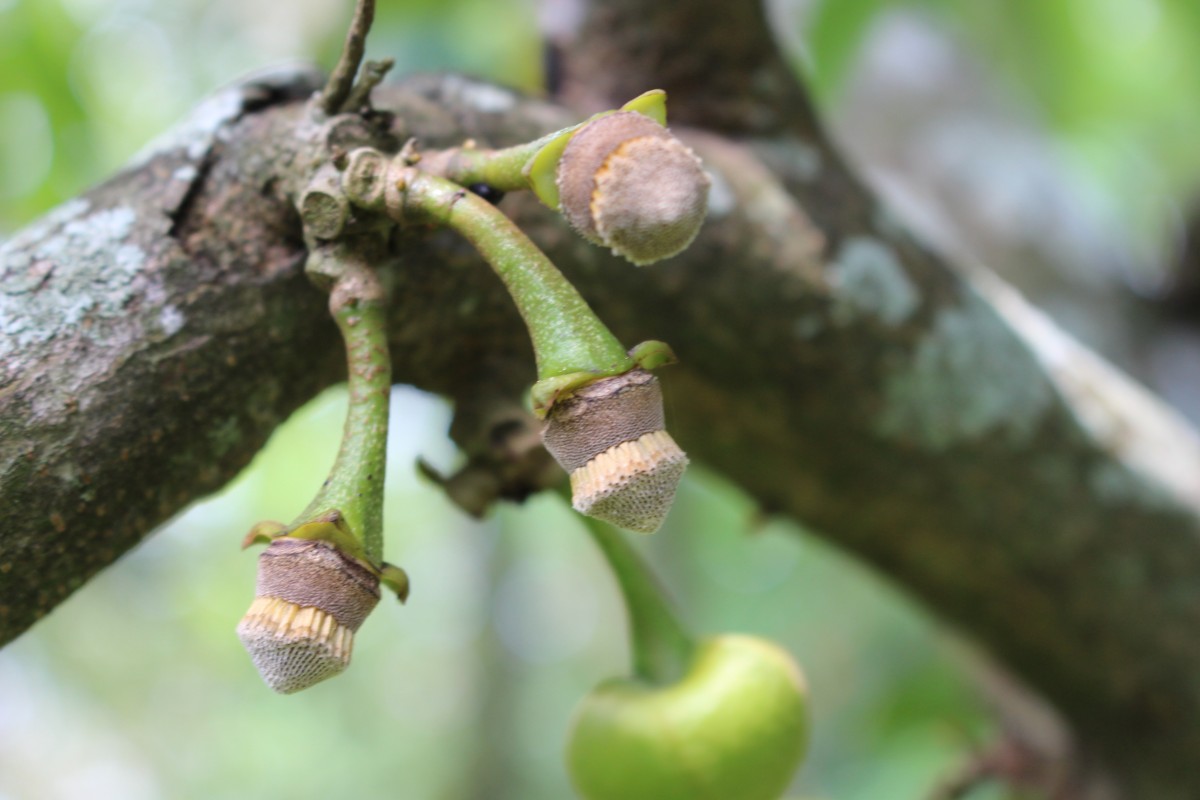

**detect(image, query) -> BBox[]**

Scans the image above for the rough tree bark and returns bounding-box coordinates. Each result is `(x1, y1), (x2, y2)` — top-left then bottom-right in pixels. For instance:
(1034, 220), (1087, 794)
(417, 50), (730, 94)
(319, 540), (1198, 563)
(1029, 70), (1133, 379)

(2, 2), (1199, 798)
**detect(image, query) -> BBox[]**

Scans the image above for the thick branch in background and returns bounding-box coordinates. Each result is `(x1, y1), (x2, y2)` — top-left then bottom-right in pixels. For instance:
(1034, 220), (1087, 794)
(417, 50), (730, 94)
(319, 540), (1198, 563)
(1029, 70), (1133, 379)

(2, 3), (1199, 797)
(546, 0), (819, 136)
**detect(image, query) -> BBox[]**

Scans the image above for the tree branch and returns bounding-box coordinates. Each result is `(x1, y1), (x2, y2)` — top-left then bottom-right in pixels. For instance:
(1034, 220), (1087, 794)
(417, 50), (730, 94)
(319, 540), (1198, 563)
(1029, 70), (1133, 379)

(317, 0), (377, 116)
(546, 0), (819, 135)
(2, 69), (1198, 798)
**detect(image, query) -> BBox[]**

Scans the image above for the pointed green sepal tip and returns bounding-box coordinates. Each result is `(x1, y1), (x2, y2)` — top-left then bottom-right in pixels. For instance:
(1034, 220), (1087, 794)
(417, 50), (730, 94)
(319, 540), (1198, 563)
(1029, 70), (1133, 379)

(525, 123), (584, 210)
(628, 340), (677, 371)
(289, 513), (370, 565)
(380, 564), (411, 603)
(415, 457), (447, 486)
(241, 520), (287, 550)
(620, 89), (667, 126)
(524, 90), (669, 210)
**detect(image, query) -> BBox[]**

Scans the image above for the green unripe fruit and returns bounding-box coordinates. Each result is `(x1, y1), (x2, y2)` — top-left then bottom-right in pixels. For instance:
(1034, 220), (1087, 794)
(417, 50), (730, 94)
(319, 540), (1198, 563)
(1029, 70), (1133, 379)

(567, 635), (810, 800)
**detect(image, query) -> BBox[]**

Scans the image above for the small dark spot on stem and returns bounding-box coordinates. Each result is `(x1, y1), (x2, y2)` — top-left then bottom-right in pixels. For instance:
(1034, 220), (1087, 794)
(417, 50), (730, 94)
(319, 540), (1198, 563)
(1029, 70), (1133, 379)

(468, 183), (505, 205)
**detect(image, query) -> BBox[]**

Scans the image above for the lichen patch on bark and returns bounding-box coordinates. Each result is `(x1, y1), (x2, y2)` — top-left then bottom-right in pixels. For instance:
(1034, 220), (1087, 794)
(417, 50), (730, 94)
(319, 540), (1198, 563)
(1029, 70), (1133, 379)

(829, 236), (918, 326)
(1, 204), (143, 362)
(874, 293), (1054, 448)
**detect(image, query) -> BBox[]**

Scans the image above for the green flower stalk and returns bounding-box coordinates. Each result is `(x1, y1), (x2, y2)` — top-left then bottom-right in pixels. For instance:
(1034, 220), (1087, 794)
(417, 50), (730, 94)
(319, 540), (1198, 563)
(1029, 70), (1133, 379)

(419, 90), (710, 267)
(294, 272), (391, 564)
(567, 512), (810, 800)
(338, 92), (705, 532)
(238, 245), (408, 694)
(343, 155), (688, 531)
(399, 170), (638, 391)
(401, 171), (689, 532)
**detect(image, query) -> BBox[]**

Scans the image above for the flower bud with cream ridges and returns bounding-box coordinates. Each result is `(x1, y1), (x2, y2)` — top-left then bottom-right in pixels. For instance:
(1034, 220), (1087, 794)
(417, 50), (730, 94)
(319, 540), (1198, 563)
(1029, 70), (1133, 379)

(238, 243), (408, 694)
(543, 369), (687, 533)
(238, 534), (381, 694)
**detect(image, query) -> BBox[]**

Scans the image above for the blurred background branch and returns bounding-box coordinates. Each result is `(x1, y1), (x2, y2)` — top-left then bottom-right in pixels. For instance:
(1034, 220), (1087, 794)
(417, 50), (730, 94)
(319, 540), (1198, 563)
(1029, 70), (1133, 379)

(3, 1), (1200, 799)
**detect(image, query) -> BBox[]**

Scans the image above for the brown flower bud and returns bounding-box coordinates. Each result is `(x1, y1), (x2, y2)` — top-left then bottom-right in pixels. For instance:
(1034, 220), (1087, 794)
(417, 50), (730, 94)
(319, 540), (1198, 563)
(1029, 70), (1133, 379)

(542, 369), (688, 533)
(237, 538), (380, 694)
(557, 112), (709, 266)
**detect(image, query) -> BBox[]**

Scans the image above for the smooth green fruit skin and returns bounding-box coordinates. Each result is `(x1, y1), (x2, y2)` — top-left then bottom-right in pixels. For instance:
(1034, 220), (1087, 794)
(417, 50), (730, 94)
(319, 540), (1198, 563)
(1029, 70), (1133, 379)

(567, 635), (810, 800)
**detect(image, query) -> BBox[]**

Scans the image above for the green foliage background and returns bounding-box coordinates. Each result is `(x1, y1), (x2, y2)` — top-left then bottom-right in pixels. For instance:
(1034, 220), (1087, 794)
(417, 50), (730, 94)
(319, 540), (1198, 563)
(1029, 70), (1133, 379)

(3, 1), (1194, 798)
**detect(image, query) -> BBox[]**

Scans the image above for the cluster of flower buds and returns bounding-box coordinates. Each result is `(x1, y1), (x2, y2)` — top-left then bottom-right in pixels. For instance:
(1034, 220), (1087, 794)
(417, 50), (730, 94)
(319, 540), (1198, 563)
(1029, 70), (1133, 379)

(240, 89), (707, 694)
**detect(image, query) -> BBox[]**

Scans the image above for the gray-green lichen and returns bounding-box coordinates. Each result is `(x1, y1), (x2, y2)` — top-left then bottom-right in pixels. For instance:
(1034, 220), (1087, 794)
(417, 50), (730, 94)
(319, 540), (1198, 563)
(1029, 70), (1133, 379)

(1090, 462), (1174, 510)
(829, 236), (918, 326)
(755, 135), (822, 183)
(1, 203), (144, 363)
(134, 88), (243, 166)
(705, 166), (736, 219)
(435, 74), (517, 115)
(129, 63), (323, 168)
(875, 292), (1054, 448)
(983, 270), (1200, 509)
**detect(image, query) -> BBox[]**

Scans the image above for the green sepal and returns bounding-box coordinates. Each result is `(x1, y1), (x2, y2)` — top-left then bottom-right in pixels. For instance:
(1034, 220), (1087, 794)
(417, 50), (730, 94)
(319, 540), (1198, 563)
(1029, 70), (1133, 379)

(629, 340), (677, 371)
(249, 512), (409, 598)
(620, 89), (667, 126)
(524, 123), (586, 209)
(288, 513), (372, 565)
(415, 457), (447, 486)
(241, 520), (287, 550)
(531, 341), (674, 416)
(380, 563), (411, 603)
(523, 90), (670, 210)
(531, 371), (612, 417)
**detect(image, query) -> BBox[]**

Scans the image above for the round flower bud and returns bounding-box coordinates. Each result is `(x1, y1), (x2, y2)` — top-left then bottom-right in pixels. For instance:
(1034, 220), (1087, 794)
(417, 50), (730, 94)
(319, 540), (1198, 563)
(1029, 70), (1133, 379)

(237, 537), (380, 694)
(556, 112), (709, 266)
(542, 369), (688, 533)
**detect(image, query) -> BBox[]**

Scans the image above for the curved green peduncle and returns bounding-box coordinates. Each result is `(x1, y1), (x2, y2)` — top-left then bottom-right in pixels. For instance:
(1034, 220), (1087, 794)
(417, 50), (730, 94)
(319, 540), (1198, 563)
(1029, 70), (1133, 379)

(295, 259), (391, 564)
(422, 138), (547, 193)
(401, 172), (634, 383)
(422, 90), (668, 208)
(570, 492), (696, 684)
